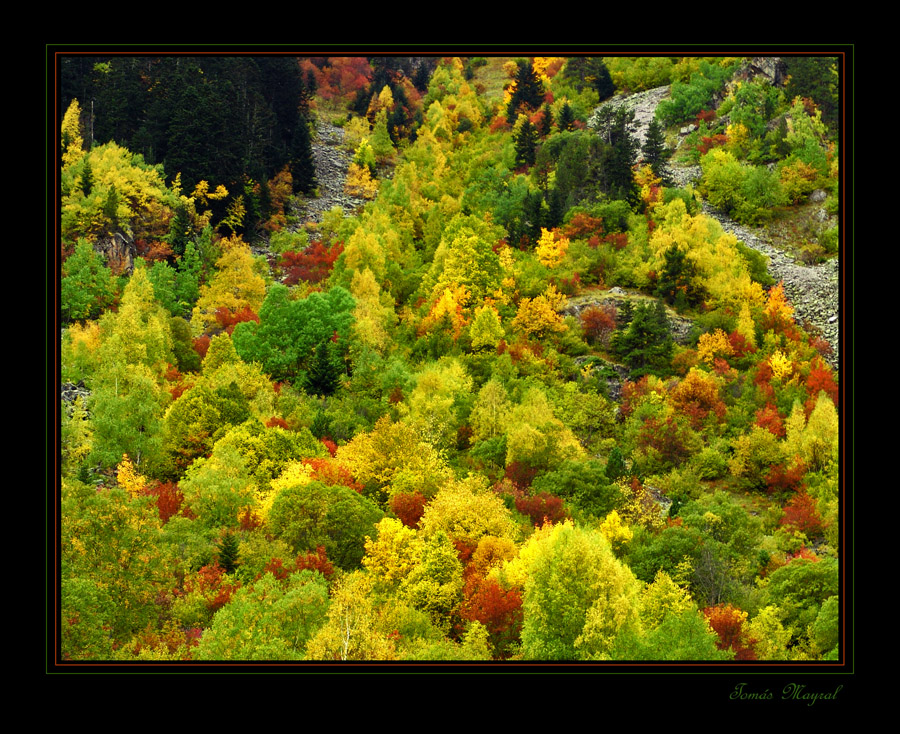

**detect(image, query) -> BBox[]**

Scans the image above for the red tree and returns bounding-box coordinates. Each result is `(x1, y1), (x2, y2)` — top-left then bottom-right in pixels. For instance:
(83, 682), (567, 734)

(780, 490), (825, 537)
(580, 304), (617, 346)
(390, 491), (428, 528)
(459, 577), (524, 659)
(515, 491), (567, 527)
(279, 241), (344, 285)
(704, 603), (756, 660)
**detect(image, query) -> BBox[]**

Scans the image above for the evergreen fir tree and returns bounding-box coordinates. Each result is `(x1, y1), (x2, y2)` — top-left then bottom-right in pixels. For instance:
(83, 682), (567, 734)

(596, 106), (638, 203)
(514, 117), (538, 168)
(538, 103), (554, 137)
(102, 185), (120, 233)
(654, 245), (703, 309)
(556, 101), (575, 132)
(544, 186), (565, 231)
(306, 340), (341, 396)
(216, 531), (240, 574)
(593, 59), (615, 102)
(506, 59), (544, 123)
(290, 116), (317, 196)
(610, 300), (673, 379)
(80, 158), (94, 197)
(310, 409), (332, 440)
(642, 117), (668, 178)
(167, 202), (192, 257)
(605, 446), (627, 481)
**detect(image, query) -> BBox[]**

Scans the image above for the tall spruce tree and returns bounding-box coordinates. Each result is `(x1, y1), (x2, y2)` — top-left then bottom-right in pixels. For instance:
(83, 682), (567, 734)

(514, 117), (538, 168)
(506, 59), (544, 123)
(610, 300), (673, 378)
(216, 531), (241, 574)
(290, 117), (317, 196)
(594, 106), (638, 203)
(642, 117), (668, 178)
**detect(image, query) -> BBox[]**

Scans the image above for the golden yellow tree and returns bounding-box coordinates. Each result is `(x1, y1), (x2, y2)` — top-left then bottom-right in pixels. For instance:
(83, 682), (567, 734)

(190, 237), (267, 336)
(511, 285), (568, 339)
(535, 228), (570, 268)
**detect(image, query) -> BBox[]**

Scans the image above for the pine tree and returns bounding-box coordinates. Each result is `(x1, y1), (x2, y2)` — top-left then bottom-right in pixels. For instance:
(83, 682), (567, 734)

(216, 531), (241, 574)
(605, 447), (627, 482)
(538, 103), (554, 137)
(306, 340), (341, 396)
(80, 158), (94, 197)
(290, 117), (318, 196)
(506, 59), (544, 123)
(654, 245), (702, 309)
(642, 118), (668, 178)
(556, 101), (575, 132)
(513, 117), (538, 168)
(594, 60), (615, 101)
(610, 300), (673, 378)
(167, 202), (192, 257)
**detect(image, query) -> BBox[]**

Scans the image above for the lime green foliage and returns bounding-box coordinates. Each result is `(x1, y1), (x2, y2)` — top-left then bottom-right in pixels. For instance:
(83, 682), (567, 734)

(531, 459), (622, 519)
(180, 442), (256, 529)
(61, 239), (118, 322)
(400, 530), (464, 632)
(604, 57), (678, 93)
(519, 521), (641, 660)
(195, 571), (330, 661)
(61, 479), (171, 656)
(761, 557), (838, 647)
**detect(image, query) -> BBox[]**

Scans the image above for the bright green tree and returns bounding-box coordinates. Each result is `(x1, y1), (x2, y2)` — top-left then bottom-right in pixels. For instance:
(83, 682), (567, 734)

(518, 521), (641, 660)
(61, 239), (117, 323)
(195, 570), (330, 660)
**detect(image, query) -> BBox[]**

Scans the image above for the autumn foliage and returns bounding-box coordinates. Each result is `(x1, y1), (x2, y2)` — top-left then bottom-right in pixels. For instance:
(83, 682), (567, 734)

(515, 491), (568, 527)
(704, 603), (756, 660)
(280, 241), (344, 285)
(389, 491), (428, 528)
(458, 576), (524, 658)
(780, 490), (825, 537)
(580, 304), (617, 346)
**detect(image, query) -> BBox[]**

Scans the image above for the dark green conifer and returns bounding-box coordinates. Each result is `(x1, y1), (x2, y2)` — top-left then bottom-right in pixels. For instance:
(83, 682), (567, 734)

(557, 101), (575, 132)
(538, 103), (554, 137)
(514, 118), (538, 168)
(80, 158), (94, 197)
(290, 117), (318, 196)
(610, 300), (674, 379)
(306, 340), (341, 397)
(642, 118), (668, 177)
(216, 531), (240, 575)
(506, 59), (544, 123)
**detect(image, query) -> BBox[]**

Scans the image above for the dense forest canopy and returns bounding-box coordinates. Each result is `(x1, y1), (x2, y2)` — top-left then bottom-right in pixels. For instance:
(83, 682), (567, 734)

(55, 52), (847, 666)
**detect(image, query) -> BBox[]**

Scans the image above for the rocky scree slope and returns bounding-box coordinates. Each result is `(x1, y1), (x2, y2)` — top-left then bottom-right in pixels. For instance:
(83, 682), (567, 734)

(588, 72), (841, 372)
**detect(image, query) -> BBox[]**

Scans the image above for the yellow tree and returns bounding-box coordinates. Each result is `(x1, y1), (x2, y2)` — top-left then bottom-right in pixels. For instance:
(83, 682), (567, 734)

(61, 99), (85, 168)
(418, 475), (520, 552)
(469, 379), (513, 443)
(468, 303), (505, 352)
(363, 517), (423, 589)
(511, 284), (568, 339)
(399, 357), (473, 449)
(518, 520), (641, 660)
(305, 571), (400, 661)
(190, 236), (267, 336)
(335, 416), (453, 504)
(535, 228), (570, 268)
(349, 267), (397, 355)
